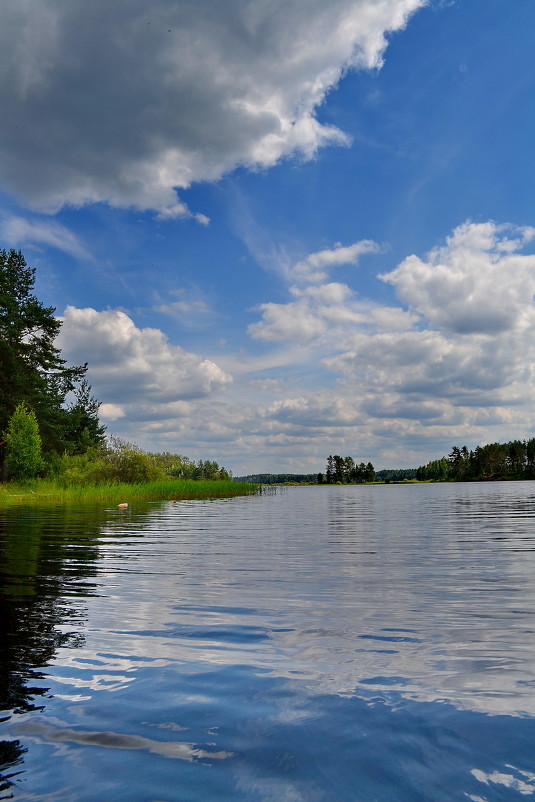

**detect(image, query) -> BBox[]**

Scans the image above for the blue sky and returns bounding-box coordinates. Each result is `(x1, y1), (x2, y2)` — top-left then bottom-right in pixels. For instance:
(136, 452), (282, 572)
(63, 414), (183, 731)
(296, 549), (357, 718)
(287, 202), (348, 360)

(1, 0), (535, 474)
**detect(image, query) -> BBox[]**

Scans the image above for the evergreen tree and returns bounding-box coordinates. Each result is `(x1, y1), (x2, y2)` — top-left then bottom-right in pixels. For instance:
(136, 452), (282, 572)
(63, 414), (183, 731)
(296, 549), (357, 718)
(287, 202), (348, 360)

(0, 248), (94, 455)
(365, 462), (375, 482)
(63, 379), (106, 454)
(5, 403), (43, 479)
(333, 455), (345, 483)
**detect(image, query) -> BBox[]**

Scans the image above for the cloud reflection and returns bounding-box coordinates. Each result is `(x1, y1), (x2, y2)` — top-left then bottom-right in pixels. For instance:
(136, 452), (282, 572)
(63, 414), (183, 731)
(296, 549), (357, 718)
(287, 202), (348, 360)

(22, 485), (534, 726)
(8, 716), (234, 763)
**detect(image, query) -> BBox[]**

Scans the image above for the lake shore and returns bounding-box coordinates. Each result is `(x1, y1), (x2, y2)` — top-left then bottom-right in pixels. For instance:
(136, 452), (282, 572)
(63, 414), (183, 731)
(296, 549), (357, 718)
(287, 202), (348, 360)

(0, 477), (260, 505)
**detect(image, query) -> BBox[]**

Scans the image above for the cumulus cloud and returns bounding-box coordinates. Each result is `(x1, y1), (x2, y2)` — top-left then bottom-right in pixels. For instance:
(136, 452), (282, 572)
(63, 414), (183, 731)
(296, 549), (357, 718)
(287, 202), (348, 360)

(44, 220), (535, 473)
(57, 306), (232, 410)
(244, 220), (535, 463)
(99, 404), (126, 422)
(381, 220), (535, 334)
(265, 394), (361, 428)
(249, 281), (416, 342)
(0, 0), (425, 215)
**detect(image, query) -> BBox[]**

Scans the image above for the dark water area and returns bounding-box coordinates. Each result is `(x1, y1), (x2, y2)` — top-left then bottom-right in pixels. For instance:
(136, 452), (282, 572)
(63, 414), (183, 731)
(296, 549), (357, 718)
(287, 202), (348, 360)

(2, 483), (535, 800)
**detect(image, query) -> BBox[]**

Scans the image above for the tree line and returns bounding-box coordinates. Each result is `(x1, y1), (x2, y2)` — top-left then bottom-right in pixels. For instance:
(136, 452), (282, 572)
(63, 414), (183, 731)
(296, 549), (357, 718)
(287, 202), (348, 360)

(320, 455), (375, 484)
(0, 248), (230, 483)
(416, 440), (535, 482)
(234, 473), (319, 485)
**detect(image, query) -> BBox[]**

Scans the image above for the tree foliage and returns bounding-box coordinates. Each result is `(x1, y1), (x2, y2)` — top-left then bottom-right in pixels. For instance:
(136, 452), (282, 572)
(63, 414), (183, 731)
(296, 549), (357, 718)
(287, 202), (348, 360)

(0, 249), (106, 476)
(375, 468), (417, 483)
(63, 379), (107, 454)
(234, 473), (318, 484)
(324, 455), (375, 483)
(416, 438), (535, 481)
(154, 452), (230, 480)
(54, 440), (232, 486)
(0, 249), (88, 445)
(5, 403), (43, 480)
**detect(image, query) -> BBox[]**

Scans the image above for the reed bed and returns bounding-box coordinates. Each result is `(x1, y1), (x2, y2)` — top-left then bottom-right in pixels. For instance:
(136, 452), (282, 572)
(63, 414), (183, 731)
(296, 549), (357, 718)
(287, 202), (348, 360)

(0, 478), (260, 506)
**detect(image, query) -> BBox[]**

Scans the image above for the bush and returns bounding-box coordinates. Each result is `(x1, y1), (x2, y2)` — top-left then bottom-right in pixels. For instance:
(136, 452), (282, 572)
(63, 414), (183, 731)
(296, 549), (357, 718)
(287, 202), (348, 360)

(5, 403), (44, 480)
(56, 438), (164, 486)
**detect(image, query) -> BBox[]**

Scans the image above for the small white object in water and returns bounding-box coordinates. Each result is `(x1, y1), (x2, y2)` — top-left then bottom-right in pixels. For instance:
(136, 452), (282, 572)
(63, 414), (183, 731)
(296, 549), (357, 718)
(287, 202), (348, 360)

(118, 502), (128, 508)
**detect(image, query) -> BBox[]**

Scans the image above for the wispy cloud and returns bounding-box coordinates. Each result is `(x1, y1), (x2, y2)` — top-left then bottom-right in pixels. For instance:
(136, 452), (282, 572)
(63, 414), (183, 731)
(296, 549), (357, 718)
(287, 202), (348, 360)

(154, 287), (216, 326)
(291, 239), (381, 283)
(1, 215), (91, 260)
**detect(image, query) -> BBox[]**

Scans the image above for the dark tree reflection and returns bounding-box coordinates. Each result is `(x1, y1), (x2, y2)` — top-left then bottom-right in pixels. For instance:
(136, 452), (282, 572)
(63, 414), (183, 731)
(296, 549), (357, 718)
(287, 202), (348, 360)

(0, 505), (108, 794)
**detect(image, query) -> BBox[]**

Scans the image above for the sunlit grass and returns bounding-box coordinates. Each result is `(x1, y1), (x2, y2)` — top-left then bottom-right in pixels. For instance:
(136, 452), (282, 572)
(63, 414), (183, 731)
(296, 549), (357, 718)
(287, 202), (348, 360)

(0, 478), (260, 505)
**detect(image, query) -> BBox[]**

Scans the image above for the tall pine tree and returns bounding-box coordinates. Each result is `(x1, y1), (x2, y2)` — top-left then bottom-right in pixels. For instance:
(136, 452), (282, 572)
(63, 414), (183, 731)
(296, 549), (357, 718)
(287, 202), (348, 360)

(0, 248), (103, 458)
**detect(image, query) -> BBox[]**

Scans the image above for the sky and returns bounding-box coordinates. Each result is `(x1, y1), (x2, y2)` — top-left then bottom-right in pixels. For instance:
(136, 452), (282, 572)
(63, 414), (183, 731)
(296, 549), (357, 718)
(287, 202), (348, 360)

(1, 0), (535, 475)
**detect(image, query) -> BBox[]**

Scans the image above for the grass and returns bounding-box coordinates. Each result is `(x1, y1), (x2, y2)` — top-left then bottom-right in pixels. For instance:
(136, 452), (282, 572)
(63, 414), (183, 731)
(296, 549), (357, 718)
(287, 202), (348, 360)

(0, 478), (260, 506)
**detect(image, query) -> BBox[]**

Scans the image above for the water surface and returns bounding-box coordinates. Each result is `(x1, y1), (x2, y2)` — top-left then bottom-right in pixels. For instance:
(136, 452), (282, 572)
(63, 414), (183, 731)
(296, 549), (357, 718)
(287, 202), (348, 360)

(2, 482), (535, 800)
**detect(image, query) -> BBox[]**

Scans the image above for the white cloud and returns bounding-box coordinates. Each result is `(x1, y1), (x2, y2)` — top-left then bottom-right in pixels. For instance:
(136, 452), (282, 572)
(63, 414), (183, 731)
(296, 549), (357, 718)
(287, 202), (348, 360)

(249, 294), (328, 342)
(1, 215), (91, 260)
(99, 404), (126, 422)
(45, 220), (535, 475)
(0, 0), (425, 215)
(291, 239), (380, 282)
(249, 281), (415, 342)
(57, 306), (232, 410)
(381, 220), (535, 334)
(240, 220), (535, 469)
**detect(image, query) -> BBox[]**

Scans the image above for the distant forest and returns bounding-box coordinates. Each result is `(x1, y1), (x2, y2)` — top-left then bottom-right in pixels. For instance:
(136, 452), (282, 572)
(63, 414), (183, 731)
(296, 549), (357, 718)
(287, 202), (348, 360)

(236, 437), (535, 485)
(417, 439), (535, 481)
(237, 456), (378, 485)
(234, 467), (416, 485)
(234, 473), (319, 485)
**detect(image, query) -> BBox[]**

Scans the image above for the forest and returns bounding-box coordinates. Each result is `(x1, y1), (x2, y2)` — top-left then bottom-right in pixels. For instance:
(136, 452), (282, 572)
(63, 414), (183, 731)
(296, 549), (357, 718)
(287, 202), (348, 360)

(0, 248), (230, 486)
(416, 440), (535, 481)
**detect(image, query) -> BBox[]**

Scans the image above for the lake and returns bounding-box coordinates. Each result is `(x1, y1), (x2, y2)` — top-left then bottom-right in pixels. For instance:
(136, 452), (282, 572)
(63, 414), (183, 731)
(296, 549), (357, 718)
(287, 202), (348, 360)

(2, 482), (535, 801)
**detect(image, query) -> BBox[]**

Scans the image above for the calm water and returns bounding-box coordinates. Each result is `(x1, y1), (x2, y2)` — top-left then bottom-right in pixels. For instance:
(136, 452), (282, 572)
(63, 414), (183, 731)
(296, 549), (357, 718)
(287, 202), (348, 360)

(2, 483), (535, 801)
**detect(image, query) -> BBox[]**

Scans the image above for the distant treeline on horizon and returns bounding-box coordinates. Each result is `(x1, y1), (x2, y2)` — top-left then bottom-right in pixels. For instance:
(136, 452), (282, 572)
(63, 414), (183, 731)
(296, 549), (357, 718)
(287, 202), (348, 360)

(235, 437), (535, 485)
(234, 468), (417, 484)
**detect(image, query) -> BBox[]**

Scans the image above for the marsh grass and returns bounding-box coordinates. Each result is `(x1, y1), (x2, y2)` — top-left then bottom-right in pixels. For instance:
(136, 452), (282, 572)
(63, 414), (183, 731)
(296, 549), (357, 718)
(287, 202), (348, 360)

(0, 478), (260, 506)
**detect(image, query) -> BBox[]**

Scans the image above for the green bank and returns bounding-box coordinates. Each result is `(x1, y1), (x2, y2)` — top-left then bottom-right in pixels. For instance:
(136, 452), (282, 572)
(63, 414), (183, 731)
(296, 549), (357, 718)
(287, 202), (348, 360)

(0, 478), (260, 506)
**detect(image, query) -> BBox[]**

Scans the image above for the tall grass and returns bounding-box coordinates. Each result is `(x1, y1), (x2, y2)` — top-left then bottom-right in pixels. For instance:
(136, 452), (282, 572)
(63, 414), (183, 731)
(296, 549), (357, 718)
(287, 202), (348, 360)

(0, 478), (260, 506)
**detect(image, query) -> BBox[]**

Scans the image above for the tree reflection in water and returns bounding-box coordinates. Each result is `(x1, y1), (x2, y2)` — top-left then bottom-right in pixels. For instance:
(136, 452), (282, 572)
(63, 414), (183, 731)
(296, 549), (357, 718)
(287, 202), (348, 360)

(0, 505), (105, 797)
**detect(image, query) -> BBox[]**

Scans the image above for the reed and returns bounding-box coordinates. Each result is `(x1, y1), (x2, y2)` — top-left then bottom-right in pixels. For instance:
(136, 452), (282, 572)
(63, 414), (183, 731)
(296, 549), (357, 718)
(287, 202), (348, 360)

(0, 478), (260, 505)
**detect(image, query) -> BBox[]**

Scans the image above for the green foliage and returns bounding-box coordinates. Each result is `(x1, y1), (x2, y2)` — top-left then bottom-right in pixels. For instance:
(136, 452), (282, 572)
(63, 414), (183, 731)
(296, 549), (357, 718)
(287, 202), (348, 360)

(0, 249), (85, 436)
(416, 437), (535, 481)
(0, 477), (260, 505)
(234, 473), (319, 484)
(153, 452), (231, 481)
(5, 403), (43, 479)
(55, 437), (164, 486)
(325, 455), (375, 484)
(62, 379), (107, 454)
(375, 468), (418, 483)
(0, 248), (106, 459)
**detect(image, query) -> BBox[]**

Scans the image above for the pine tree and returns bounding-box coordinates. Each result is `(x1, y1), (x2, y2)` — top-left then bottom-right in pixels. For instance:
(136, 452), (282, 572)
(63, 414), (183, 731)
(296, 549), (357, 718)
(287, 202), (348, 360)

(0, 248), (89, 453)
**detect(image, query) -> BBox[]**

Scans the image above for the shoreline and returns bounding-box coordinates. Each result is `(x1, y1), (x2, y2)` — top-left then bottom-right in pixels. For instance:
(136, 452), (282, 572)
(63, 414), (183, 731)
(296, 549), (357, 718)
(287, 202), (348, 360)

(0, 478), (260, 506)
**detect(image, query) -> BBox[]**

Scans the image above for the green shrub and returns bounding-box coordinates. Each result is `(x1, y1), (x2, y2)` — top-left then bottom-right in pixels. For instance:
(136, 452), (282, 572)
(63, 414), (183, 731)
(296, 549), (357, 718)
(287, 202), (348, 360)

(5, 403), (44, 480)
(55, 438), (164, 486)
